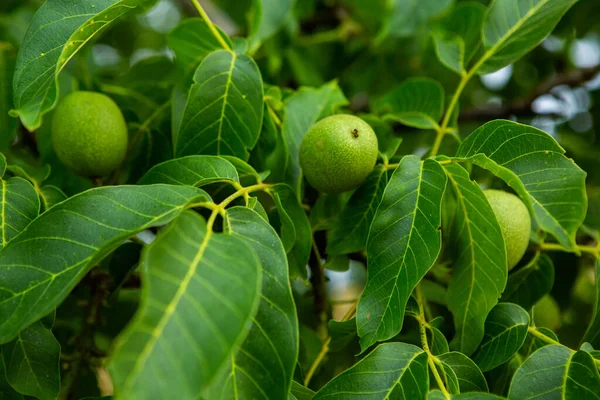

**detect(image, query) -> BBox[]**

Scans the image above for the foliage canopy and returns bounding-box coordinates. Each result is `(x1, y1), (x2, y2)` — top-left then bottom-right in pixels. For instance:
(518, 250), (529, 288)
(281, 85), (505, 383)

(1, 0), (600, 399)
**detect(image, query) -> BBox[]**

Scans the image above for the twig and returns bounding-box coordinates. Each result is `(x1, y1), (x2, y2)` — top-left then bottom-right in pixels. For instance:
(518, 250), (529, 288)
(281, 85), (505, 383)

(59, 271), (111, 400)
(310, 237), (329, 338)
(460, 64), (600, 121)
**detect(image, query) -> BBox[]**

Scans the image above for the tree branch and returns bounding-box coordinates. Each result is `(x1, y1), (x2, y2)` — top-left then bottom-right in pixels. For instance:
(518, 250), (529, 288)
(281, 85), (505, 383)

(459, 64), (600, 121)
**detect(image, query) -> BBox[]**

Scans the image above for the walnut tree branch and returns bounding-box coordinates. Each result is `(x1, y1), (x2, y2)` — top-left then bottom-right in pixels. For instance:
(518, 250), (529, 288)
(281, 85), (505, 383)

(459, 64), (600, 121)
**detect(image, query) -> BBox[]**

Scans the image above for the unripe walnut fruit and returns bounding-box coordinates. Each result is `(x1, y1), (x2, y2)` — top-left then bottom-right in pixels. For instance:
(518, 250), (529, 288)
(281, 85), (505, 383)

(299, 115), (378, 194)
(52, 91), (128, 177)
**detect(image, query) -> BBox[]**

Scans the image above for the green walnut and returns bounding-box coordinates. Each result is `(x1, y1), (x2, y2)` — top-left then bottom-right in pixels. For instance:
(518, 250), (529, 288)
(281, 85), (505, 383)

(52, 91), (128, 177)
(484, 189), (531, 270)
(299, 115), (378, 193)
(534, 295), (561, 331)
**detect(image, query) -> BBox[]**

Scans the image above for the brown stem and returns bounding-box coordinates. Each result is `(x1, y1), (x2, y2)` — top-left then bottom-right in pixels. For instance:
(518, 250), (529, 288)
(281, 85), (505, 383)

(59, 271), (111, 400)
(460, 64), (600, 121)
(310, 237), (329, 338)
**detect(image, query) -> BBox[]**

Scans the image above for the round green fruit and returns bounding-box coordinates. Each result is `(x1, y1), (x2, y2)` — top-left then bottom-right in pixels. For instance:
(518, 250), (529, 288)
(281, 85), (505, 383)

(299, 115), (378, 194)
(52, 91), (128, 177)
(534, 295), (561, 331)
(484, 189), (531, 270)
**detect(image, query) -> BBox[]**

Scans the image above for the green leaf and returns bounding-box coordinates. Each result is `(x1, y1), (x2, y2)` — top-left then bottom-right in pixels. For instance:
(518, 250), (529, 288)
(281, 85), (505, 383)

(501, 254), (554, 311)
(324, 254), (350, 272)
(0, 350), (23, 400)
(6, 163), (50, 188)
(11, 0), (152, 130)
(361, 115), (402, 163)
(429, 393), (505, 399)
(427, 323), (450, 356)
(455, 120), (587, 250)
(376, 0), (453, 42)
(508, 345), (600, 399)
(249, 0), (294, 51)
(314, 343), (429, 399)
(39, 185), (67, 211)
(433, 34), (465, 75)
(221, 156), (266, 185)
(357, 156), (446, 350)
(270, 184), (311, 280)
(327, 165), (387, 256)
(290, 381), (315, 400)
(438, 352), (489, 393)
(174, 50), (264, 160)
(137, 156), (240, 186)
(375, 78), (444, 130)
(443, 163), (507, 356)
(0, 185), (209, 343)
(310, 193), (347, 233)
(439, 362), (461, 394)
(0, 176), (40, 249)
(1, 321), (60, 400)
(443, 2), (486, 64)
(167, 18), (231, 77)
(583, 258), (600, 349)
(281, 81), (348, 189)
(329, 318), (357, 352)
(472, 303), (530, 372)
(208, 207), (298, 399)
(477, 0), (579, 74)
(109, 210), (261, 398)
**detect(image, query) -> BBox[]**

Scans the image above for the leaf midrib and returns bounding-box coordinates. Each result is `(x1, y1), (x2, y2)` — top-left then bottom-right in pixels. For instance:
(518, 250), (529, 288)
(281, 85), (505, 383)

(217, 51), (236, 155)
(445, 169), (477, 352)
(375, 160), (424, 341)
(121, 219), (215, 391)
(477, 0), (550, 71)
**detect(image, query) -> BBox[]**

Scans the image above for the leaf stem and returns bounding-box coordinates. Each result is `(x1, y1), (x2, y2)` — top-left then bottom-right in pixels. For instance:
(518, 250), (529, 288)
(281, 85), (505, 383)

(539, 242), (599, 257)
(415, 284), (450, 397)
(431, 43), (492, 157)
(528, 326), (600, 369)
(188, 0), (232, 51)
